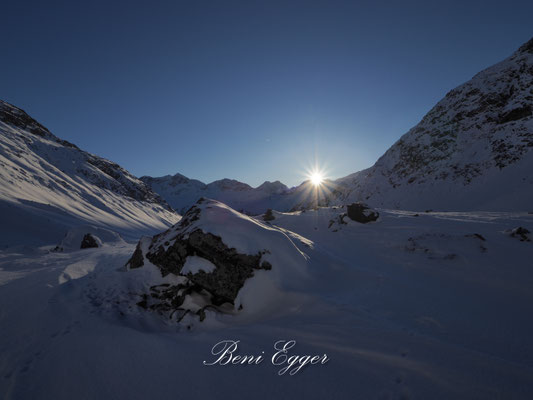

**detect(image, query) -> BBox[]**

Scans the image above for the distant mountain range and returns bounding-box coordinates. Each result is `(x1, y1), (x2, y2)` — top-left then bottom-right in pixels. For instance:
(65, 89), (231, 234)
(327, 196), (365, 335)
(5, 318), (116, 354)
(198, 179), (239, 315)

(140, 173), (296, 214)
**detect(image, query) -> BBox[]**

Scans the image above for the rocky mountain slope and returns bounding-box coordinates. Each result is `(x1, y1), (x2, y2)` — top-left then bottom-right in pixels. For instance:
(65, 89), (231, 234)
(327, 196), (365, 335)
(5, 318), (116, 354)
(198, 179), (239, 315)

(333, 37), (533, 211)
(0, 100), (180, 246)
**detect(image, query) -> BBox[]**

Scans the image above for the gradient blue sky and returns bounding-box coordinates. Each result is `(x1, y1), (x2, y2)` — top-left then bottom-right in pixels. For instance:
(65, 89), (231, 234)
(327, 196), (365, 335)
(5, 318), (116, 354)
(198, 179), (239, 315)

(2, 0), (532, 187)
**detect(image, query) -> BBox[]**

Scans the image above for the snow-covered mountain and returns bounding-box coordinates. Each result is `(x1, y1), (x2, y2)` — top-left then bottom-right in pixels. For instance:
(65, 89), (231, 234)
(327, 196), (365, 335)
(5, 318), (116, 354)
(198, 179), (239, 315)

(0, 100), (180, 247)
(141, 173), (291, 214)
(331, 37), (533, 211)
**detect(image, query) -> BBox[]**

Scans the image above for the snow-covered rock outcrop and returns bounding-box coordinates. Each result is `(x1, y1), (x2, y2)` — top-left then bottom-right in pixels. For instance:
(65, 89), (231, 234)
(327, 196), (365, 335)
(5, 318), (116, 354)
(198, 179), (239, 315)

(52, 225), (126, 252)
(0, 100), (180, 246)
(126, 198), (309, 322)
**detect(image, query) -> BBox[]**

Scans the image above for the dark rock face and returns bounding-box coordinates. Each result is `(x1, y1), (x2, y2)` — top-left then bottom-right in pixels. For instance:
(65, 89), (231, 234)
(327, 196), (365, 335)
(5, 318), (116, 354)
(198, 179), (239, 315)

(127, 242), (145, 269)
(346, 202), (379, 223)
(518, 37), (533, 54)
(263, 209), (275, 221)
(147, 228), (271, 305)
(0, 100), (52, 138)
(498, 105), (532, 124)
(80, 233), (99, 249)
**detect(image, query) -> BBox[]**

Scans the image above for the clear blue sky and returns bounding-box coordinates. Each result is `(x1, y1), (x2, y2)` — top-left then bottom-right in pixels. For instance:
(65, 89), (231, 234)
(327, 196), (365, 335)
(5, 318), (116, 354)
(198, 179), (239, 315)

(2, 0), (532, 187)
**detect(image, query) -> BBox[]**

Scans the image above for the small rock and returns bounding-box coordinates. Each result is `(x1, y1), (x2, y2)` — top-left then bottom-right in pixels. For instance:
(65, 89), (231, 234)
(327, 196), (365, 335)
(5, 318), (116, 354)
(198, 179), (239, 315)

(80, 233), (98, 249)
(465, 233), (486, 241)
(509, 227), (531, 242)
(263, 208), (275, 221)
(126, 242), (144, 269)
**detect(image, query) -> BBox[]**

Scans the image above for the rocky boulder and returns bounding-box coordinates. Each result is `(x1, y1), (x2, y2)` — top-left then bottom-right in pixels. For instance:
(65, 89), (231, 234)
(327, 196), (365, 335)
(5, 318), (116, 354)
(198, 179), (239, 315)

(508, 226), (531, 242)
(125, 198), (308, 323)
(346, 202), (379, 223)
(52, 225), (124, 252)
(263, 208), (275, 221)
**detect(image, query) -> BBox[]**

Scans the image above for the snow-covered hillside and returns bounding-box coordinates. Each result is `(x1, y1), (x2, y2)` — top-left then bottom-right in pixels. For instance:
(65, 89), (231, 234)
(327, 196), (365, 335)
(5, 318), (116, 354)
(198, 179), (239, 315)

(332, 37), (533, 211)
(0, 100), (180, 247)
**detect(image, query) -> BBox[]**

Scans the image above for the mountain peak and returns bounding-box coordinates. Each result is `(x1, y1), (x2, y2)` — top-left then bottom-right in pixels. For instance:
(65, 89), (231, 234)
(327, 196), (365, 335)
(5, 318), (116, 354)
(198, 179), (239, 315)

(518, 36), (533, 54)
(256, 180), (288, 193)
(207, 178), (252, 191)
(1, 100), (51, 139)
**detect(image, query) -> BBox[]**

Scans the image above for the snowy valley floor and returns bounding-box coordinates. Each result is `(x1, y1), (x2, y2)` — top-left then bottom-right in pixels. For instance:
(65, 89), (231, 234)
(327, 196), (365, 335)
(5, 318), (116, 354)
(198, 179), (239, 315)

(1, 209), (533, 399)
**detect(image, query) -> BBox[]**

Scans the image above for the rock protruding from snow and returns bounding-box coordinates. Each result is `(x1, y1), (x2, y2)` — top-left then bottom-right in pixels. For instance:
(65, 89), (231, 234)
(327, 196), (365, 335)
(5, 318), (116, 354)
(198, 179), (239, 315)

(52, 225), (125, 252)
(263, 208), (275, 221)
(346, 202), (379, 223)
(507, 226), (531, 242)
(80, 233), (99, 249)
(126, 198), (309, 322)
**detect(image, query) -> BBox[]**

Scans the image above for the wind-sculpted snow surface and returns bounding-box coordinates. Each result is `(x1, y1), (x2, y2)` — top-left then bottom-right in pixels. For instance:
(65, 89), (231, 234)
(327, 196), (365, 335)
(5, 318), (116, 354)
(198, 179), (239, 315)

(0, 100), (180, 246)
(1, 206), (533, 399)
(125, 198), (309, 322)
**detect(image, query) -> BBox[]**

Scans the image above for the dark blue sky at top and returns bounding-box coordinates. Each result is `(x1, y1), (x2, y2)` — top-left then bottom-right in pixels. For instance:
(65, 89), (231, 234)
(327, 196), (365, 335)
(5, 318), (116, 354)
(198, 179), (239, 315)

(2, 1), (532, 187)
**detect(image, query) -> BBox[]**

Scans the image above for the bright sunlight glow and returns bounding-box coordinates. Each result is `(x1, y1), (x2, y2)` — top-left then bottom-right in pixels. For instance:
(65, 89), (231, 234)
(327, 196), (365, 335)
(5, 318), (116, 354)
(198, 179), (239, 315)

(310, 172), (324, 186)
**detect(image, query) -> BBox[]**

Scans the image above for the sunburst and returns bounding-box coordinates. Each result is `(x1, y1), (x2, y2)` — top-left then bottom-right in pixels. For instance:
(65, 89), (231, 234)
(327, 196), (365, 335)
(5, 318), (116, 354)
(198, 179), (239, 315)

(309, 171), (324, 186)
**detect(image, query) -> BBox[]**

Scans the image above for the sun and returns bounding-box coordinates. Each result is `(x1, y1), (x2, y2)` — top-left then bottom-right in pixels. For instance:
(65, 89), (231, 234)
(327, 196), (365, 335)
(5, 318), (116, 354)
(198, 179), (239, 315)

(309, 171), (324, 186)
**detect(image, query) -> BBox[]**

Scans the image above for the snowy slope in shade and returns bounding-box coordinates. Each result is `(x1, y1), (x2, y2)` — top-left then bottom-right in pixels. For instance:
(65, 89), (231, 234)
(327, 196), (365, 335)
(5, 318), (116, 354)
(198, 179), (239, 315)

(0, 100), (180, 247)
(330, 37), (533, 211)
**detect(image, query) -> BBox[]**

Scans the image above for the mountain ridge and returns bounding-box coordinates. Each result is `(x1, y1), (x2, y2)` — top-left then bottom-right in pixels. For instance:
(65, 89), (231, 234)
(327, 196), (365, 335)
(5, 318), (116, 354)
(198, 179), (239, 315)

(140, 172), (291, 214)
(0, 99), (180, 246)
